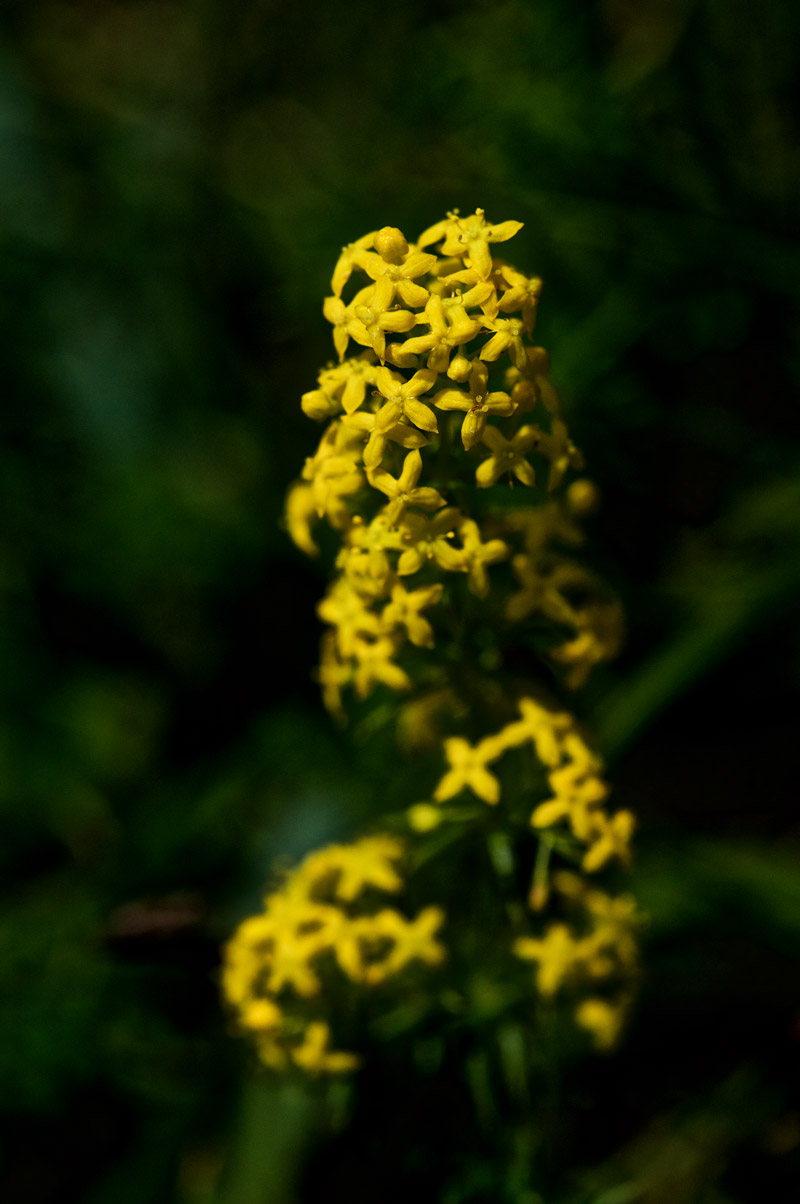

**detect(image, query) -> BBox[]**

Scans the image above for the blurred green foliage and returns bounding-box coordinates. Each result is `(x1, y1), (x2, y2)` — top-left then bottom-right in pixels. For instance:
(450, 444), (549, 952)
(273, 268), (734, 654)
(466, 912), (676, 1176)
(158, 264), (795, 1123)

(0, 0), (798, 1200)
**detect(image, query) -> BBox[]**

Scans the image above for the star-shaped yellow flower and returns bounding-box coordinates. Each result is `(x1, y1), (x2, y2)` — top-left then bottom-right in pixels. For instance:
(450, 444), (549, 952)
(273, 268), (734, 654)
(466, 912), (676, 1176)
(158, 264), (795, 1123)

(434, 735), (503, 805)
(373, 365), (439, 434)
(419, 209), (523, 280)
(496, 265), (542, 332)
(535, 418), (585, 491)
(351, 635), (411, 697)
(397, 508), (466, 576)
(582, 811), (635, 873)
(432, 360), (514, 450)
(476, 425), (540, 488)
(480, 316), (528, 371)
(513, 923), (590, 997)
(347, 277), (417, 359)
(402, 293), (484, 374)
(458, 517), (509, 597)
(367, 448), (447, 524)
(381, 581), (443, 647)
(331, 231), (376, 297)
(353, 242), (437, 308)
(363, 906), (446, 983)
(291, 1021), (360, 1074)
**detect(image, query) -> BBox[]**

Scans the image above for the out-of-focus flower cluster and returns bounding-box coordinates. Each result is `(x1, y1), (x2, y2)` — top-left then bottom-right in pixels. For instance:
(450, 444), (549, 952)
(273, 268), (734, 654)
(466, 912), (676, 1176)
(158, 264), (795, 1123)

(224, 212), (639, 1074)
(223, 836), (444, 1073)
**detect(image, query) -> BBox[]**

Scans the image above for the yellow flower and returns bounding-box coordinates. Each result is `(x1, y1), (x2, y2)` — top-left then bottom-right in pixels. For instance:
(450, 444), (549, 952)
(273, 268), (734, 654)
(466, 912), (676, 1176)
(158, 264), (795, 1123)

(340, 514), (405, 584)
(506, 554), (580, 625)
(241, 998), (283, 1032)
(432, 360), (514, 451)
(494, 697), (572, 766)
(352, 635), (412, 697)
(330, 231), (376, 297)
(535, 418), (584, 492)
(381, 581), (443, 648)
(531, 761), (609, 841)
(300, 835), (405, 901)
(317, 578), (382, 658)
(363, 906), (446, 983)
(574, 997), (627, 1050)
(368, 448), (447, 524)
(301, 387), (340, 422)
(372, 226), (410, 261)
(513, 923), (590, 997)
(342, 409), (429, 471)
(397, 508), (466, 576)
(476, 426), (539, 488)
(582, 810), (635, 873)
(458, 518), (509, 597)
(284, 482), (319, 556)
(322, 294), (351, 361)
(549, 596), (624, 687)
(434, 735), (502, 805)
(496, 264), (542, 331)
(480, 316), (528, 371)
(347, 277), (417, 359)
(317, 353), (378, 416)
(353, 239), (437, 308)
(421, 209), (524, 280)
(292, 1022), (360, 1074)
(373, 366), (440, 435)
(402, 293), (484, 374)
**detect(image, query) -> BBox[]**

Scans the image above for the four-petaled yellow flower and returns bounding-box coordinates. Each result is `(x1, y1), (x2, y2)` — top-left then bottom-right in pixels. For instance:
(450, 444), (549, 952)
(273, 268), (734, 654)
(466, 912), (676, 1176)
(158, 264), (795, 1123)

(476, 425), (540, 488)
(513, 924), (590, 997)
(373, 365), (440, 433)
(434, 736), (502, 805)
(363, 906), (446, 983)
(458, 518), (509, 597)
(420, 208), (524, 280)
(382, 581), (443, 647)
(432, 359), (515, 450)
(397, 508), (466, 576)
(368, 448), (447, 524)
(402, 294), (484, 374)
(347, 276), (417, 359)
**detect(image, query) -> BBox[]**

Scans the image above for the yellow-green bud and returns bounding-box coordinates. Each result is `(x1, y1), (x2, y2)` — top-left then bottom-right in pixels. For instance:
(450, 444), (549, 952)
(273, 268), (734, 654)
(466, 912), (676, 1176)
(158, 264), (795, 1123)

(447, 354), (472, 382)
(301, 389), (337, 421)
(567, 478), (600, 516)
(374, 226), (409, 263)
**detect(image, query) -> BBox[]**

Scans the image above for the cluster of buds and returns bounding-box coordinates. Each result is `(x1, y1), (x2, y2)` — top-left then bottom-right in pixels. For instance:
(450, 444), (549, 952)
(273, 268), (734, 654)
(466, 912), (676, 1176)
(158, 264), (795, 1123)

(224, 212), (639, 1074)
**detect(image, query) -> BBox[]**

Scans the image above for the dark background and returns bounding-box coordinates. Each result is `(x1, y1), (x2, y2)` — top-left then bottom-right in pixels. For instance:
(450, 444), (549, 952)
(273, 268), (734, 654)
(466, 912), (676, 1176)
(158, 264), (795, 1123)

(1, 1), (799, 1201)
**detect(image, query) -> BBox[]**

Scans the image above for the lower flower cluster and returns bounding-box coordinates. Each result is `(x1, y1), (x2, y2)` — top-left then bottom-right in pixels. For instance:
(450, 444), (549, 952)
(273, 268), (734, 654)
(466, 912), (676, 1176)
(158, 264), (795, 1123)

(223, 836), (445, 1073)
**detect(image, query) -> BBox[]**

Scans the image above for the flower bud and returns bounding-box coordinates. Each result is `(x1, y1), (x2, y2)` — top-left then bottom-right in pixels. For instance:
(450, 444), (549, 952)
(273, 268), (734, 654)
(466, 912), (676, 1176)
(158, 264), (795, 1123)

(301, 389), (337, 421)
(566, 478), (600, 516)
(446, 354), (472, 382)
(374, 226), (409, 263)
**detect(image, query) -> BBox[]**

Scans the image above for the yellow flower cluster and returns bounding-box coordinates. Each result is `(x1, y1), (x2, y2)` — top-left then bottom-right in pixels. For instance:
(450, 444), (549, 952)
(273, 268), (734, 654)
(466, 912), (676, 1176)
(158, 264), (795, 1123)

(226, 211), (639, 1076)
(285, 210), (622, 714)
(430, 695), (634, 875)
(514, 872), (640, 1049)
(223, 835), (445, 1073)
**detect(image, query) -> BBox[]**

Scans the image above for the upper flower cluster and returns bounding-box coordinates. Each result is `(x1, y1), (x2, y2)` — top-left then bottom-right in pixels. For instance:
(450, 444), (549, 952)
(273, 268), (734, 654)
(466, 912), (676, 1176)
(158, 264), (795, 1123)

(286, 210), (621, 715)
